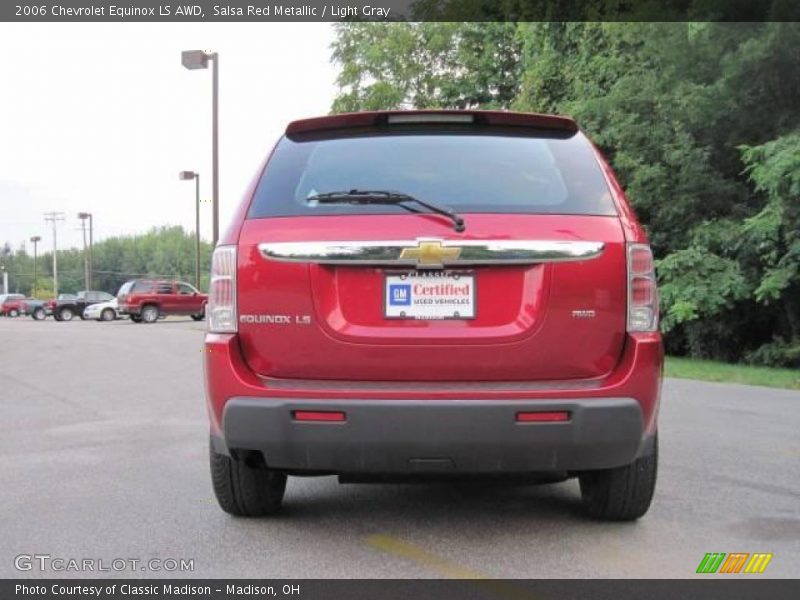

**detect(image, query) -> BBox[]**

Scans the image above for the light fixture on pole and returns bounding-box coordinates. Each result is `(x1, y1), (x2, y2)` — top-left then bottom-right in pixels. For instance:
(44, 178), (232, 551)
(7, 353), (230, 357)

(30, 236), (41, 295)
(179, 171), (201, 289)
(78, 212), (93, 290)
(181, 49), (219, 246)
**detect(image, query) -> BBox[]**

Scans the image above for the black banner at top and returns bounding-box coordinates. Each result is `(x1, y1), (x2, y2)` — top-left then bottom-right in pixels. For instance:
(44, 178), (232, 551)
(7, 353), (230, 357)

(3, 0), (800, 22)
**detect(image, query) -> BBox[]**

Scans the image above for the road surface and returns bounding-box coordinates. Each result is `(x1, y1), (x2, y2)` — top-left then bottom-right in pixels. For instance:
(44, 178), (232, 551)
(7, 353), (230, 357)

(0, 317), (798, 578)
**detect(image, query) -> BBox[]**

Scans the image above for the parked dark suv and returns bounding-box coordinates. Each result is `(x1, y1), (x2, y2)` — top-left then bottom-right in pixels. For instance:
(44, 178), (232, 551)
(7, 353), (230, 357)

(53, 291), (115, 321)
(117, 279), (207, 323)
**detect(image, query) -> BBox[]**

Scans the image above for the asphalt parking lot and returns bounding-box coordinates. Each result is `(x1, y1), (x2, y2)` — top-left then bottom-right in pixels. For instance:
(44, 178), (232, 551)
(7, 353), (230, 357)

(0, 316), (798, 579)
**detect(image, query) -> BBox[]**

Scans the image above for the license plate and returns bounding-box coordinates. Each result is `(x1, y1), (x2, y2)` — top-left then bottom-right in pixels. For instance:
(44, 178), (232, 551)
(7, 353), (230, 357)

(384, 271), (476, 320)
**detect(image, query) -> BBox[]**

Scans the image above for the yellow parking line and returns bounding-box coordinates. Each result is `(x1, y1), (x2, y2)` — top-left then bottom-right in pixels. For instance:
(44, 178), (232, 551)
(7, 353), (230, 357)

(366, 534), (487, 579)
(365, 535), (540, 600)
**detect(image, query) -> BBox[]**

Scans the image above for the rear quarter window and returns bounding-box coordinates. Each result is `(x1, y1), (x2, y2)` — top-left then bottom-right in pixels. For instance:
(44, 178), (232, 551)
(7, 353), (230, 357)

(249, 127), (615, 218)
(132, 281), (155, 293)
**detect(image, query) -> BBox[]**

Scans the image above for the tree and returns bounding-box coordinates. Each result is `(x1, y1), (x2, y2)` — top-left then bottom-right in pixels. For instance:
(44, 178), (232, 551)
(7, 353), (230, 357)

(1, 226), (213, 297)
(331, 19), (800, 365)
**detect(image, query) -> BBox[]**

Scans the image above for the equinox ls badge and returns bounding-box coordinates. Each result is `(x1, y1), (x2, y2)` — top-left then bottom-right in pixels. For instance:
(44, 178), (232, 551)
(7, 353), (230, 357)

(240, 314), (311, 325)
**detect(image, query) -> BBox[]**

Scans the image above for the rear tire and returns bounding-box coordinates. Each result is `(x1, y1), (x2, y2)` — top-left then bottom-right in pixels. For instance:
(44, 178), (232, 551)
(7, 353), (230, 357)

(8, 309), (19, 317)
(101, 309), (115, 321)
(579, 434), (657, 521)
(59, 307), (74, 321)
(130, 315), (142, 323)
(191, 314), (204, 321)
(140, 305), (159, 323)
(32, 307), (46, 320)
(210, 440), (286, 517)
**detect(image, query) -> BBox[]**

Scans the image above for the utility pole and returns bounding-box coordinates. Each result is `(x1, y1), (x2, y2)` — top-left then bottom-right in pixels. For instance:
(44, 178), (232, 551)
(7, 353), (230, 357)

(30, 236), (41, 295)
(43, 212), (65, 296)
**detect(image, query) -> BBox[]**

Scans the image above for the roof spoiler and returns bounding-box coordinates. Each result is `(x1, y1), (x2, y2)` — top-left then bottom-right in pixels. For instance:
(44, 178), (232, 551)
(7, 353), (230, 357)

(286, 110), (578, 136)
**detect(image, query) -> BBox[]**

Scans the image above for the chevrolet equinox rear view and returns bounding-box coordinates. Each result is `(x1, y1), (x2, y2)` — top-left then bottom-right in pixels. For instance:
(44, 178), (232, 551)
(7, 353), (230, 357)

(205, 110), (662, 521)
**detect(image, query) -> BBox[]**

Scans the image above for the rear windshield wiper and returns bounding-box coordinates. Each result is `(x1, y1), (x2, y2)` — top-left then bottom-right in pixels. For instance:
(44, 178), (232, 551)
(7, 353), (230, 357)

(307, 189), (465, 233)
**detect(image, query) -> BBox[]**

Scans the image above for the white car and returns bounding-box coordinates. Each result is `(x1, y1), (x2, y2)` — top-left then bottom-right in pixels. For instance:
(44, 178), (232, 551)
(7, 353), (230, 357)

(83, 298), (121, 321)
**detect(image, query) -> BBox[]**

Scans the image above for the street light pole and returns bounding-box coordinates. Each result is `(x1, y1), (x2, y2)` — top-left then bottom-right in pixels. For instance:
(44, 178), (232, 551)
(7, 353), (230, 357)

(30, 236), (41, 295)
(79, 217), (89, 289)
(182, 49), (219, 246)
(212, 52), (219, 246)
(44, 212), (65, 296)
(179, 171), (201, 289)
(78, 213), (93, 289)
(88, 213), (93, 289)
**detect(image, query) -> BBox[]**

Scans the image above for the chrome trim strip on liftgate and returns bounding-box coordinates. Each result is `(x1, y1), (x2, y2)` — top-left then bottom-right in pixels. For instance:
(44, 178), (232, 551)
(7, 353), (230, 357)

(258, 239), (605, 269)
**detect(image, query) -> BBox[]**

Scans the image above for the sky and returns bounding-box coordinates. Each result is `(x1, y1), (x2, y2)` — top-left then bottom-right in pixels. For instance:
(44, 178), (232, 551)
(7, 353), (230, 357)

(0, 23), (337, 253)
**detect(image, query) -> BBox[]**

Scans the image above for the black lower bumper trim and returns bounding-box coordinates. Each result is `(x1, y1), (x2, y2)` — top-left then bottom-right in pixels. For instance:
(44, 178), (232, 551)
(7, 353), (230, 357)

(219, 397), (646, 474)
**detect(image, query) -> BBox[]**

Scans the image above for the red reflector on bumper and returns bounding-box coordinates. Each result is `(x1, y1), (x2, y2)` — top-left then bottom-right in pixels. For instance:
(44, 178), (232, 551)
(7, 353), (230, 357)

(516, 411), (570, 422)
(292, 410), (346, 422)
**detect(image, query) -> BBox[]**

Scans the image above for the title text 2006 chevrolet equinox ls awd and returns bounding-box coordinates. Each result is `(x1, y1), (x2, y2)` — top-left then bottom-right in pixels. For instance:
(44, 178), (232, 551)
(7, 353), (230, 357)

(204, 110), (662, 521)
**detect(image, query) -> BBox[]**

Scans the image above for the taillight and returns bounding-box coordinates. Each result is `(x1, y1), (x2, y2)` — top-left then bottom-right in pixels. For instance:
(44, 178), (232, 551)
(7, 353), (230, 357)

(627, 243), (658, 332)
(208, 245), (237, 333)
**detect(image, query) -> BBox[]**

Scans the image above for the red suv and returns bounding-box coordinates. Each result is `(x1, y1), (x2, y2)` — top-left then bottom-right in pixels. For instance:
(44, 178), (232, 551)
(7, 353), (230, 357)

(117, 279), (207, 323)
(0, 294), (27, 317)
(205, 110), (662, 521)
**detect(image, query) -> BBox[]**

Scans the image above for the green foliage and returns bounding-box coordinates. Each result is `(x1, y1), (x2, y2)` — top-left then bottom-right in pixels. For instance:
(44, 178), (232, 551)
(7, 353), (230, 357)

(1, 226), (211, 296)
(657, 249), (749, 332)
(745, 338), (800, 368)
(332, 18), (800, 366)
(331, 23), (522, 112)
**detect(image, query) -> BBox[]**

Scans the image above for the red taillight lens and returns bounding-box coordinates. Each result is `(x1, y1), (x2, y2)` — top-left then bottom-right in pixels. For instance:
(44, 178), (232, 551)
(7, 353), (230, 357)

(516, 411), (571, 422)
(631, 276), (655, 305)
(627, 244), (659, 332)
(292, 411), (346, 422)
(208, 246), (237, 333)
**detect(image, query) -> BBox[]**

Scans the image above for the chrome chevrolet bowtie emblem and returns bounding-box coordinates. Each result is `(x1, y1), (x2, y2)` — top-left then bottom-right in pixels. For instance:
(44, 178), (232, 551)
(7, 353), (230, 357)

(398, 240), (461, 268)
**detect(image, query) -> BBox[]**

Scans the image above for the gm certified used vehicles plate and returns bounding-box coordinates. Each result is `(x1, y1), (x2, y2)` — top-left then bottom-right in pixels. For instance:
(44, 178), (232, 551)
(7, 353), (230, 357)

(204, 110), (663, 521)
(384, 270), (475, 319)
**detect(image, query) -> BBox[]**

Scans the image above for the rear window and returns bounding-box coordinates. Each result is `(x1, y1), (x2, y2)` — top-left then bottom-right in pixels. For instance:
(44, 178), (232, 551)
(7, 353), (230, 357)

(248, 128), (616, 218)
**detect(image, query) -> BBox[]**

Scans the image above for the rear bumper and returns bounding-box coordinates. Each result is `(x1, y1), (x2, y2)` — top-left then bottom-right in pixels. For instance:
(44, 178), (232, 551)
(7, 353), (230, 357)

(205, 331), (662, 474)
(216, 397), (647, 473)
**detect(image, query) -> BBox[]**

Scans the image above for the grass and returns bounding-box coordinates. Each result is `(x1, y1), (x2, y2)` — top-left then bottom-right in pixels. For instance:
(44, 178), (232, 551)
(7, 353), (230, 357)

(665, 356), (800, 391)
